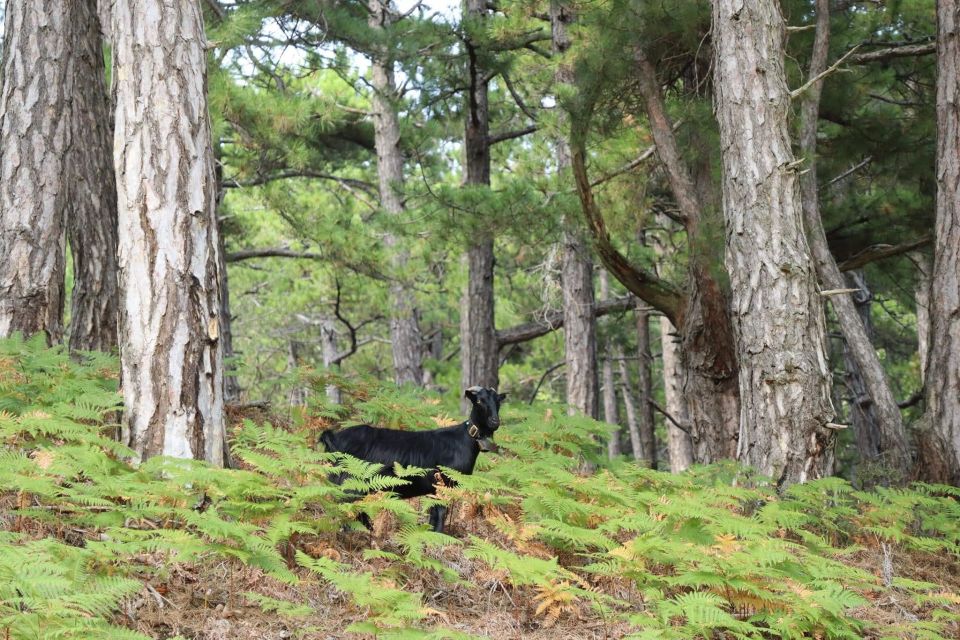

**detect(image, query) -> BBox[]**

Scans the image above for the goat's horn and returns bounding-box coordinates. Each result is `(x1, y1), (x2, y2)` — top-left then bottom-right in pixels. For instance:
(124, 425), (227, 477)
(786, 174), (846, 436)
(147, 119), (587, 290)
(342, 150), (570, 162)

(465, 385), (482, 393)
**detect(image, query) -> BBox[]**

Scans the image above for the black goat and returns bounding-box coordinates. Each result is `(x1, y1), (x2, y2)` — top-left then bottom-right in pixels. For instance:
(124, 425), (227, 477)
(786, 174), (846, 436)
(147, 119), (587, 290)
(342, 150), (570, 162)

(320, 386), (506, 533)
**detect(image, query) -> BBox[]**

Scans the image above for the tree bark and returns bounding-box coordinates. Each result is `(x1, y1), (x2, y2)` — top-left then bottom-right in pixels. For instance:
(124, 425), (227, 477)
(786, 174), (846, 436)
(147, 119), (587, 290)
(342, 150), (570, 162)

(369, 0), (424, 388)
(553, 1), (599, 419)
(913, 250), (932, 382)
(460, 0), (498, 411)
(841, 271), (882, 467)
(635, 51), (740, 463)
(599, 272), (622, 458)
(66, 0), (119, 353)
(113, 0), (227, 465)
(635, 302), (657, 468)
(0, 0), (72, 343)
(713, 0), (835, 486)
(918, 0), (960, 485)
(797, 0), (911, 477)
(660, 316), (694, 472)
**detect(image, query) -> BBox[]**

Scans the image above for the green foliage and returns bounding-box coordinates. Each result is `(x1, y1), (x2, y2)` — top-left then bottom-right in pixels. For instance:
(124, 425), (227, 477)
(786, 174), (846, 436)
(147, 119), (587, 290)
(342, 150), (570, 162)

(2, 337), (958, 638)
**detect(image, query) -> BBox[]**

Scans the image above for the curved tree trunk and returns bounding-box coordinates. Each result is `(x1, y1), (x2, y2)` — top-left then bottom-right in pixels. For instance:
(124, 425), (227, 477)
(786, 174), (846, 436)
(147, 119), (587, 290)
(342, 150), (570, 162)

(713, 0), (835, 486)
(460, 0), (498, 411)
(0, 0), (72, 343)
(369, 0), (424, 388)
(67, 0), (119, 353)
(918, 0), (960, 485)
(798, 0), (910, 478)
(635, 52), (740, 462)
(661, 316), (694, 472)
(113, 0), (226, 465)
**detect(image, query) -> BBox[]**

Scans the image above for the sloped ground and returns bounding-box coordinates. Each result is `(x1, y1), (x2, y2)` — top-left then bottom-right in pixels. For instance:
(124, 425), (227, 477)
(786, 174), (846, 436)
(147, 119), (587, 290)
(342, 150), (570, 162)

(1, 337), (959, 640)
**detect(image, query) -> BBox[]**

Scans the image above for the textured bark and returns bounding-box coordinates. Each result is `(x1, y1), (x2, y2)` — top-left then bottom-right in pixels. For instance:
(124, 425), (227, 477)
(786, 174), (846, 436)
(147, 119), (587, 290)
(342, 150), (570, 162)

(635, 304), (657, 468)
(212, 157), (241, 403)
(841, 271), (883, 466)
(660, 317), (694, 472)
(914, 251), (932, 381)
(561, 233), (599, 418)
(798, 0), (910, 477)
(460, 0), (498, 411)
(369, 0), (424, 387)
(713, 0), (835, 486)
(918, 0), (960, 485)
(67, 0), (119, 353)
(599, 272), (622, 458)
(552, 0), (599, 419)
(635, 51), (740, 463)
(113, 0), (226, 465)
(0, 0), (72, 343)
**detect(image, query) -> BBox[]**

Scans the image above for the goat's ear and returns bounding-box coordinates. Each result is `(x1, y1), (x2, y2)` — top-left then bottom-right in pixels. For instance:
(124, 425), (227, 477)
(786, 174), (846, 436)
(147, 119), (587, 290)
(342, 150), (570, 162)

(464, 387), (480, 402)
(498, 393), (507, 404)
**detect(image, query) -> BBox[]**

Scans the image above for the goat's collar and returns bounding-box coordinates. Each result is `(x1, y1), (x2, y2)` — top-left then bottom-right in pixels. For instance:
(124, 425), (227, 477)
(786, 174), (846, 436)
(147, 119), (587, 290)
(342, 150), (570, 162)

(466, 420), (481, 439)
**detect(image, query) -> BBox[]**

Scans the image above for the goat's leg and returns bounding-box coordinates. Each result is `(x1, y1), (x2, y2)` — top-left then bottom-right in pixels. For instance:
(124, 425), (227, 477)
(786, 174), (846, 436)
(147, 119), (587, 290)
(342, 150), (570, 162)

(357, 512), (373, 531)
(428, 504), (448, 533)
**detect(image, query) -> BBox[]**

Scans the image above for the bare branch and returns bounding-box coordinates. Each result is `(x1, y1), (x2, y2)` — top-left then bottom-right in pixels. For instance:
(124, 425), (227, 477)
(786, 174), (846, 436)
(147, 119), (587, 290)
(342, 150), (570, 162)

(588, 119), (683, 188)
(791, 45), (861, 99)
(836, 236), (933, 272)
(224, 170), (377, 194)
(226, 248), (323, 262)
(488, 125), (538, 146)
(496, 295), (639, 347)
(848, 42), (935, 64)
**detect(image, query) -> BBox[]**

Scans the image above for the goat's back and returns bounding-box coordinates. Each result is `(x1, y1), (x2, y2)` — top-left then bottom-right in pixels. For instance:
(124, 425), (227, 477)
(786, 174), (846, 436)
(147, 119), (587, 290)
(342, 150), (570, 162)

(320, 424), (479, 474)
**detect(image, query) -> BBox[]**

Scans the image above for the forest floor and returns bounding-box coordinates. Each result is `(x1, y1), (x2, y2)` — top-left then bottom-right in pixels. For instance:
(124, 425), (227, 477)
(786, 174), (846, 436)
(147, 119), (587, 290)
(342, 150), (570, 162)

(2, 343), (959, 640)
(112, 506), (960, 640)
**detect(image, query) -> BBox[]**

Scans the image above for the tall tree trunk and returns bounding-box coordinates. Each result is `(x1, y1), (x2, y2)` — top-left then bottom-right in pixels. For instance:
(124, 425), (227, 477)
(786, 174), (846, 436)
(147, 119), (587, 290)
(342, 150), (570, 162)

(913, 250), (933, 383)
(635, 51), (740, 463)
(599, 272), (622, 457)
(320, 317), (343, 404)
(797, 0), (910, 477)
(552, 0), (599, 419)
(213, 156), (241, 403)
(67, 0), (119, 353)
(713, 0), (835, 486)
(113, 0), (227, 465)
(635, 303), (657, 468)
(287, 339), (312, 407)
(369, 0), (424, 388)
(918, 0), (960, 485)
(841, 271), (883, 467)
(616, 355), (644, 461)
(0, 0), (72, 343)
(460, 0), (498, 411)
(661, 316), (694, 472)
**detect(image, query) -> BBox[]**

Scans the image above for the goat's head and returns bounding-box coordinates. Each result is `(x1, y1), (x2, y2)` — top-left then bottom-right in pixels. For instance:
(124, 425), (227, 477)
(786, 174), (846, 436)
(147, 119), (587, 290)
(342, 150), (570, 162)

(464, 386), (507, 452)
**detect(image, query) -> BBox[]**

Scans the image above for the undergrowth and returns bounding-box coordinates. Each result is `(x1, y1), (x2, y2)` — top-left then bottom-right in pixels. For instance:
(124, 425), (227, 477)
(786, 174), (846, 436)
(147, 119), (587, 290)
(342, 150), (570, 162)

(1, 334), (958, 639)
